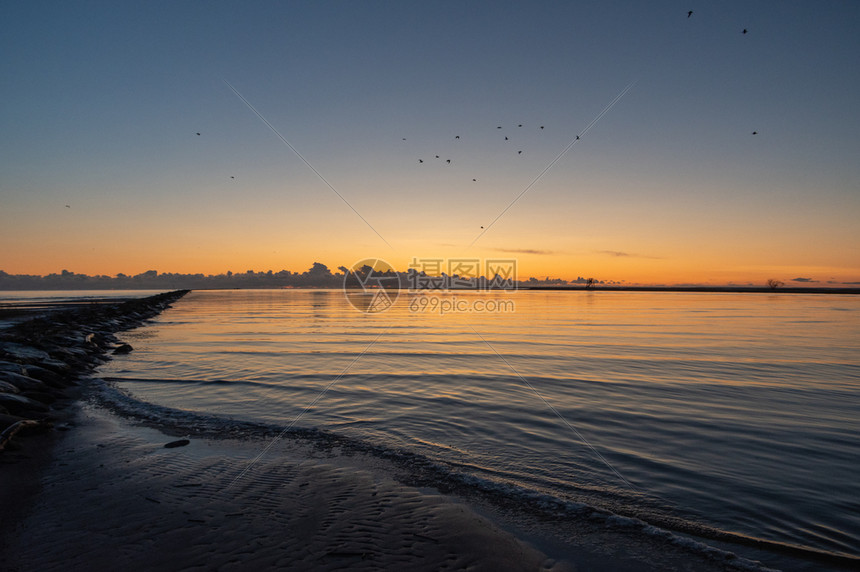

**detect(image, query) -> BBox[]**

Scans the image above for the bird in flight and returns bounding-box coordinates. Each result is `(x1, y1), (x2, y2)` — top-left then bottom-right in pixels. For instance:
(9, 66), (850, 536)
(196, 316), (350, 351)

(419, 159), (423, 163)
(752, 131), (758, 135)
(518, 124), (523, 127)
(455, 135), (460, 139)
(230, 176), (235, 179)
(576, 135), (580, 140)
(446, 159), (451, 164)
(540, 126), (544, 129)
(65, 204), (70, 208)
(473, 179), (477, 182)
(687, 10), (693, 18)
(518, 150), (522, 154)
(505, 136), (509, 140)
(742, 29), (748, 34)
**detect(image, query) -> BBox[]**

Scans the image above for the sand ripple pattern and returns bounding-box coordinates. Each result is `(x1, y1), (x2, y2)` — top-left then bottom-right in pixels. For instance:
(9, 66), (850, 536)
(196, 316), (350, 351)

(5, 413), (559, 572)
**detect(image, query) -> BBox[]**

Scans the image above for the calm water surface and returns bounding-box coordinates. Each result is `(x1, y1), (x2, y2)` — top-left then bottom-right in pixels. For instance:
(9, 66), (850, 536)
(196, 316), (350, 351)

(94, 289), (859, 561)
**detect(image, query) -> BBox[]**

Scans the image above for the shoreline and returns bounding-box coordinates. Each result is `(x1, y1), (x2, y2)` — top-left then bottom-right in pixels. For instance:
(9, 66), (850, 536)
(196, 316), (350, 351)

(4, 286), (860, 296)
(1, 290), (190, 448)
(2, 402), (563, 571)
(0, 291), (849, 570)
(3, 392), (781, 572)
(91, 374), (857, 572)
(0, 290), (190, 560)
(523, 286), (860, 294)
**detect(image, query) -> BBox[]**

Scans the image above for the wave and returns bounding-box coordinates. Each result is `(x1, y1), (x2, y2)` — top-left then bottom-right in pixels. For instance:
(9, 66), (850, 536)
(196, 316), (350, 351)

(90, 375), (860, 570)
(100, 376), (262, 387)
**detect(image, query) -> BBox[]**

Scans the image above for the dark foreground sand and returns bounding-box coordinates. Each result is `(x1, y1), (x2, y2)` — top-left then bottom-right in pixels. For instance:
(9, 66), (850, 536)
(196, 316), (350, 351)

(0, 398), (787, 572)
(4, 403), (560, 571)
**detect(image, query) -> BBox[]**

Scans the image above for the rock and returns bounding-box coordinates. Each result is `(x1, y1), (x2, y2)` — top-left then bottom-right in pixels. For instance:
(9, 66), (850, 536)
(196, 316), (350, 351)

(0, 361), (24, 374)
(85, 332), (113, 351)
(0, 290), (190, 450)
(46, 347), (88, 368)
(21, 391), (58, 405)
(0, 418), (46, 451)
(0, 381), (20, 394)
(37, 358), (71, 373)
(0, 413), (26, 432)
(0, 392), (49, 414)
(163, 439), (190, 449)
(0, 371), (46, 392)
(21, 364), (67, 387)
(44, 334), (79, 347)
(50, 346), (89, 360)
(0, 342), (51, 362)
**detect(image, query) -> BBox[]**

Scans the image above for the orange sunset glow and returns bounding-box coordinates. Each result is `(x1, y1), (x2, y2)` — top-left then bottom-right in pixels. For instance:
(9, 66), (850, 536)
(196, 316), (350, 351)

(1, 3), (858, 287)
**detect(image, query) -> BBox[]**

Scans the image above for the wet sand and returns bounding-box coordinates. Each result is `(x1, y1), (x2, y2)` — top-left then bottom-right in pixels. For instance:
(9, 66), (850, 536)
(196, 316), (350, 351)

(3, 402), (564, 571)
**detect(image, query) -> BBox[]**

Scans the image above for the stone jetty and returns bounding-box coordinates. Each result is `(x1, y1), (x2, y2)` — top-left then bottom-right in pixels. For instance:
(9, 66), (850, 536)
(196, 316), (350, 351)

(0, 290), (189, 451)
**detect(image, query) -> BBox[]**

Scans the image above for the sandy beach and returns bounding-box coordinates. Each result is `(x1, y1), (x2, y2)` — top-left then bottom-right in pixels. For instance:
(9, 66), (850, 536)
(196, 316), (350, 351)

(2, 401), (561, 571)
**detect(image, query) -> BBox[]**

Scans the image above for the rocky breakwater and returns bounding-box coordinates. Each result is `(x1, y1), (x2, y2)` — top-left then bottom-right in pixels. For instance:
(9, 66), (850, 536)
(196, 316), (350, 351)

(0, 290), (189, 452)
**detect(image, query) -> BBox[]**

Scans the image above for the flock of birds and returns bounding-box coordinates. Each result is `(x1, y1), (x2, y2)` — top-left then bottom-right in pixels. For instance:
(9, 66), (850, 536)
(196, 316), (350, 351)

(408, 123), (551, 182)
(405, 13), (757, 183)
(175, 10), (758, 229)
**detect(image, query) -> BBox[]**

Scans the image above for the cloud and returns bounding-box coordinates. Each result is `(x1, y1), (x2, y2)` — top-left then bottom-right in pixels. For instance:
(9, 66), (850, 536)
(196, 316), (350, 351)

(492, 248), (555, 255)
(596, 250), (662, 259)
(790, 277), (814, 283)
(599, 250), (630, 257)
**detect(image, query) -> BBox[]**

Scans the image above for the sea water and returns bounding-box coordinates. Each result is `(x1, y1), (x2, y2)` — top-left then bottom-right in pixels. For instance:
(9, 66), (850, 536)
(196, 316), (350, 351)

(81, 289), (860, 563)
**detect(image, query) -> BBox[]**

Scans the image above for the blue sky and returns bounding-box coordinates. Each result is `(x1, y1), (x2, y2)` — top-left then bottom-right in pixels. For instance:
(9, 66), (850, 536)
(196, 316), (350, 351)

(1, 1), (858, 284)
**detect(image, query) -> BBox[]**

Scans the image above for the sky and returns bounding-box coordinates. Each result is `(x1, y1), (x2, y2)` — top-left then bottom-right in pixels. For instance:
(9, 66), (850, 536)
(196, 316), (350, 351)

(1, 1), (858, 286)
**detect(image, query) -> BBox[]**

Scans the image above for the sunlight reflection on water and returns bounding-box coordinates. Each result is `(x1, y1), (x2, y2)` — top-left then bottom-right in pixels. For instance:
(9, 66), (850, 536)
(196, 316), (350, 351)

(100, 289), (860, 558)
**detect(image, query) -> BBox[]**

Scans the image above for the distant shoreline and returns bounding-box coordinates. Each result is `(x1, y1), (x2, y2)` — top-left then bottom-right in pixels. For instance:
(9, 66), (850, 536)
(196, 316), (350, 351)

(523, 286), (860, 294)
(2, 286), (859, 296)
